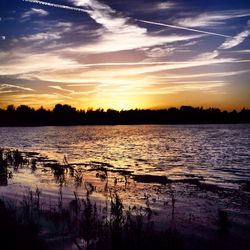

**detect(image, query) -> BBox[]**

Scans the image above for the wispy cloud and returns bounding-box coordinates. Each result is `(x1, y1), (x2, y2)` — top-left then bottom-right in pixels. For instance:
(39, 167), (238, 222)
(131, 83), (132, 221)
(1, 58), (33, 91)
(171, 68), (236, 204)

(232, 49), (250, 53)
(156, 2), (175, 10)
(146, 47), (175, 58)
(152, 70), (249, 79)
(195, 50), (219, 60)
(13, 21), (74, 49)
(175, 10), (250, 28)
(0, 84), (34, 92)
(20, 32), (61, 42)
(21, 8), (49, 19)
(0, 51), (79, 75)
(49, 85), (75, 93)
(219, 25), (250, 49)
(0, 90), (15, 94)
(70, 0), (124, 33)
(69, 0), (202, 52)
(67, 33), (202, 54)
(96, 82), (226, 96)
(23, 0), (202, 54)
(21, 57), (243, 84)
(128, 1), (177, 14)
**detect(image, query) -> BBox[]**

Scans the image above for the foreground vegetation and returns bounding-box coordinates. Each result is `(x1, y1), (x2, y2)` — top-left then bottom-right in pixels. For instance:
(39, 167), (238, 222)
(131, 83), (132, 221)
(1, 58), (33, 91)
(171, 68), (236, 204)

(0, 149), (249, 250)
(0, 186), (185, 250)
(0, 104), (249, 126)
(0, 149), (183, 250)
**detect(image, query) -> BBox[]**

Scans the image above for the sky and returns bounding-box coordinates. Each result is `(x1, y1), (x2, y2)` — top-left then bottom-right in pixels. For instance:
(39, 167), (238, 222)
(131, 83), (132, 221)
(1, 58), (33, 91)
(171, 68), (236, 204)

(0, 0), (250, 110)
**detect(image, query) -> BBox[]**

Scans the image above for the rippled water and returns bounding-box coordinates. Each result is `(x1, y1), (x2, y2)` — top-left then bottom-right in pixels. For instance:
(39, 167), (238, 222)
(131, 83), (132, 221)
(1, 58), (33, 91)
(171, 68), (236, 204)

(0, 124), (249, 187)
(0, 124), (250, 236)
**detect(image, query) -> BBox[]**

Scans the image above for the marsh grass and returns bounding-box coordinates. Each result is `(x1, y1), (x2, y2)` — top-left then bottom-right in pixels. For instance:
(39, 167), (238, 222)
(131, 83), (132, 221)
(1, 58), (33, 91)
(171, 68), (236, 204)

(0, 197), (44, 250)
(0, 148), (184, 249)
(0, 184), (183, 250)
(1, 148), (242, 250)
(0, 149), (27, 186)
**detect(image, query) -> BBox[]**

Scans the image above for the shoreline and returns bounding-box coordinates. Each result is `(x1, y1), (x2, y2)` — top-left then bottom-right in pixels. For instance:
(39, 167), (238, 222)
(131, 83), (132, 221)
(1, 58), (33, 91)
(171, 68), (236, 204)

(0, 148), (250, 249)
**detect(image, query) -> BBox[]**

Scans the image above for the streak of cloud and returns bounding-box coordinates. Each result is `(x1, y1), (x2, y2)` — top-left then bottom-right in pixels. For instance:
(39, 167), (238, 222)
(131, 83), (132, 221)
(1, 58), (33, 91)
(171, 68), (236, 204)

(219, 26), (250, 49)
(175, 10), (250, 28)
(23, 0), (90, 14)
(137, 19), (231, 38)
(152, 70), (249, 79)
(0, 84), (34, 92)
(49, 85), (75, 94)
(156, 2), (175, 10)
(22, 8), (49, 19)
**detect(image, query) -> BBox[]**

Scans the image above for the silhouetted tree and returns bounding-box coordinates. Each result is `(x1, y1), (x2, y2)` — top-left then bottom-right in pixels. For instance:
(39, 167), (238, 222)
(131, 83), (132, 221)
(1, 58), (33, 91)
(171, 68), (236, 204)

(0, 104), (249, 126)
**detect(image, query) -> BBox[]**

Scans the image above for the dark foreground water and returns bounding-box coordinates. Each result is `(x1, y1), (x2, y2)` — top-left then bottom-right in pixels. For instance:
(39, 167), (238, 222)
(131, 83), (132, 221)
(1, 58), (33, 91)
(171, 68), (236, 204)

(0, 124), (249, 246)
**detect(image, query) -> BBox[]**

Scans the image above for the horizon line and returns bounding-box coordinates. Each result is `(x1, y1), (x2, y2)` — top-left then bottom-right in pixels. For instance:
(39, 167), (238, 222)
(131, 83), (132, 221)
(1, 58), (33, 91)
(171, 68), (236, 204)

(1, 103), (248, 112)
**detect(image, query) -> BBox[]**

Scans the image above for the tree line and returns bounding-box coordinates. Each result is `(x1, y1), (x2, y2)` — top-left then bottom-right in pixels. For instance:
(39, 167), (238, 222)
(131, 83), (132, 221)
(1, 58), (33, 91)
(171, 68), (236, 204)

(0, 104), (249, 126)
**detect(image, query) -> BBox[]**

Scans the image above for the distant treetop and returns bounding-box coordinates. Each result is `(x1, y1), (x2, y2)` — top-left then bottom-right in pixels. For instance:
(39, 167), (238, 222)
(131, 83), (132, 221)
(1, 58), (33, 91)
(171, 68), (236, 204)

(0, 104), (249, 126)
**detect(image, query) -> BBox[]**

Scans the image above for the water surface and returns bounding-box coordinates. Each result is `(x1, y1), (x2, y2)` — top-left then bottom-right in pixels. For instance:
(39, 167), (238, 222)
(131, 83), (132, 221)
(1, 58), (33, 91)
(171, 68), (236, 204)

(0, 124), (249, 186)
(0, 124), (249, 237)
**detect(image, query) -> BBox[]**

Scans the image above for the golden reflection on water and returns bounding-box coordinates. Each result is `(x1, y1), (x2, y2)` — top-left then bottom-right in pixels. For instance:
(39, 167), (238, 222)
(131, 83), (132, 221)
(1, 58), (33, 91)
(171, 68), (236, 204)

(0, 149), (178, 227)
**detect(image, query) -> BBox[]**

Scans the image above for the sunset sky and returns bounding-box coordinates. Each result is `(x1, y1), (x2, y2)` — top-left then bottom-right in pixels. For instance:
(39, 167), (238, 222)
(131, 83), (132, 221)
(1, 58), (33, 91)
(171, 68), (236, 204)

(0, 0), (250, 110)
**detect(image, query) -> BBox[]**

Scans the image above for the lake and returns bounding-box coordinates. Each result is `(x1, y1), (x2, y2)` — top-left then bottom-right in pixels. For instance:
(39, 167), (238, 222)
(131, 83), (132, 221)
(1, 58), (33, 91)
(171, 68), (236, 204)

(0, 124), (249, 242)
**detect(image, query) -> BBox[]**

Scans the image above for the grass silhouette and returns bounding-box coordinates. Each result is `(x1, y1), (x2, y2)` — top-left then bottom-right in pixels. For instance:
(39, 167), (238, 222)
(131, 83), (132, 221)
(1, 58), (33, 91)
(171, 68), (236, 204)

(0, 148), (249, 250)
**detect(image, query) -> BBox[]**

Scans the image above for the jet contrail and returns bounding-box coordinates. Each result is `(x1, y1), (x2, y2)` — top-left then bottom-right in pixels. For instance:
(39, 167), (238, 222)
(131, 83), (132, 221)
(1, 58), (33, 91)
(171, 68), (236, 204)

(137, 19), (231, 38)
(23, 0), (231, 38)
(23, 0), (91, 14)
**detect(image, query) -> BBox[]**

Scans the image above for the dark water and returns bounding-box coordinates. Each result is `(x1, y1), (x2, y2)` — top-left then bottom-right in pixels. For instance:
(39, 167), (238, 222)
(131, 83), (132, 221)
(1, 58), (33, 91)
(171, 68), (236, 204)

(0, 124), (249, 238)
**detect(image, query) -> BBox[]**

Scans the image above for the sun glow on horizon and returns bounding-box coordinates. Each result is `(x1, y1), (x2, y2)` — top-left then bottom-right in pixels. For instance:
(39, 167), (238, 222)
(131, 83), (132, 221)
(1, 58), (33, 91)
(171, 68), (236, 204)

(0, 0), (249, 110)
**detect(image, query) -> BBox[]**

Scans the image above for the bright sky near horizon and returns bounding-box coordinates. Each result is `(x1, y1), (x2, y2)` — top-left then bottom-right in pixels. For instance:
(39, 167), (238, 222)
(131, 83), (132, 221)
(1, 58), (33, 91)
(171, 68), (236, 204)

(0, 0), (250, 110)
